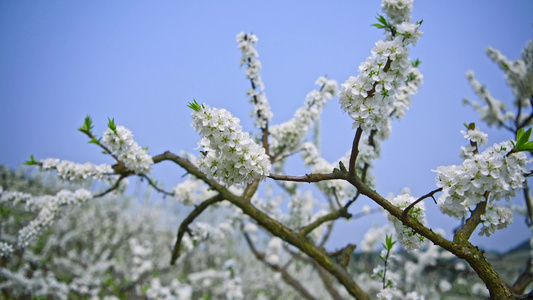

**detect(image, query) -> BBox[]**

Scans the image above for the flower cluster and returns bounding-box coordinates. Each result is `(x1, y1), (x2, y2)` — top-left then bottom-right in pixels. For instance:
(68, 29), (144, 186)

(265, 237), (283, 265)
(0, 241), (14, 257)
(102, 125), (153, 174)
(270, 76), (337, 154)
(463, 41), (533, 128)
(479, 203), (514, 237)
(173, 175), (217, 206)
(129, 238), (154, 282)
(144, 278), (192, 300)
(387, 193), (427, 251)
(461, 127), (488, 147)
(40, 158), (113, 181)
(237, 32), (272, 129)
(393, 65), (423, 120)
(381, 0), (413, 24)
(339, 36), (419, 132)
(463, 71), (514, 127)
(190, 103), (271, 186)
(13, 189), (93, 247)
(434, 134), (528, 234)
(339, 0), (421, 133)
(486, 41), (533, 110)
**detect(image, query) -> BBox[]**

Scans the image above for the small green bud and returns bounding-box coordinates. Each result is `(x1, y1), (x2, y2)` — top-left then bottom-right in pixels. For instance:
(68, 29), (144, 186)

(24, 155), (38, 166)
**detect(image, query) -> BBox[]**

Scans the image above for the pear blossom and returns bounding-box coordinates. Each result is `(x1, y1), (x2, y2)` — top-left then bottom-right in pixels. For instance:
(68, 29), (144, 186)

(387, 193), (427, 251)
(270, 76), (338, 154)
(190, 103), (271, 186)
(16, 188), (92, 247)
(461, 127), (488, 147)
(339, 35), (420, 132)
(103, 125), (153, 174)
(237, 32), (272, 128)
(265, 237), (283, 265)
(463, 41), (533, 128)
(39, 158), (113, 181)
(0, 242), (14, 257)
(339, 0), (422, 133)
(435, 135), (528, 234)
(381, 0), (413, 24)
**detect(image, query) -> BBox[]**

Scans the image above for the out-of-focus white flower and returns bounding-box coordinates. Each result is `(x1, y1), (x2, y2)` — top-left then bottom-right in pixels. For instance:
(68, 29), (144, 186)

(236, 32), (272, 129)
(40, 158), (113, 181)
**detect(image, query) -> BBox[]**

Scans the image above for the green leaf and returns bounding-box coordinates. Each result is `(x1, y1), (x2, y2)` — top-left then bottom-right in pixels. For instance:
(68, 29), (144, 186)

(371, 23), (387, 29)
(89, 136), (101, 145)
(187, 99), (203, 112)
(519, 141), (533, 152)
(517, 128), (531, 147)
(371, 14), (389, 29)
(24, 155), (38, 166)
(107, 118), (117, 133)
(78, 115), (93, 133)
(411, 58), (421, 68)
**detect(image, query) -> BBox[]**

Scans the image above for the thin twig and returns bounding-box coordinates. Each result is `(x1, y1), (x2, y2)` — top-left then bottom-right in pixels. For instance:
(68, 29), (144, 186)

(140, 174), (174, 197)
(402, 188), (442, 218)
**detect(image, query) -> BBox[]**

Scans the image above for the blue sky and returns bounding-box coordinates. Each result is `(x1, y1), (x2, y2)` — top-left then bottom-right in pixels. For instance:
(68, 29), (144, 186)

(1, 1), (532, 252)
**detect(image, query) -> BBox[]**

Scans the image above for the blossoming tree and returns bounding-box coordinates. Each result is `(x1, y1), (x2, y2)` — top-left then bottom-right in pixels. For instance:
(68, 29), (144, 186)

(1, 0), (533, 299)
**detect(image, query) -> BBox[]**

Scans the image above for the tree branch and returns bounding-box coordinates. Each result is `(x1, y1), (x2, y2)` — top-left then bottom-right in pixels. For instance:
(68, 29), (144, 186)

(337, 169), (514, 299)
(170, 194), (224, 264)
(454, 197), (488, 243)
(349, 127), (363, 174)
(268, 172), (342, 183)
(401, 187), (442, 218)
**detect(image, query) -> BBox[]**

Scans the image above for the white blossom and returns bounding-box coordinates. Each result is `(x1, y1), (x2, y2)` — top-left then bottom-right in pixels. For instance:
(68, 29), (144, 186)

(381, 0), (413, 24)
(40, 158), (113, 181)
(17, 188), (92, 247)
(237, 32), (272, 128)
(265, 237), (283, 265)
(387, 193), (427, 251)
(435, 138), (528, 231)
(102, 125), (153, 174)
(0, 241), (14, 257)
(191, 104), (271, 186)
(270, 76), (338, 155)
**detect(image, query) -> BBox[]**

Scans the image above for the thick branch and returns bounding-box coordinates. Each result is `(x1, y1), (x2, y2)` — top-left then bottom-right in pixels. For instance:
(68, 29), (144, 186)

(229, 191), (369, 299)
(454, 198), (487, 243)
(170, 194), (224, 264)
(337, 170), (513, 299)
(154, 151), (368, 298)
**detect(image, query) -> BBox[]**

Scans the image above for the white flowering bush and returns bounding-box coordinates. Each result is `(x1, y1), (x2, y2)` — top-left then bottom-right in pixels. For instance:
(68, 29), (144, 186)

(2, 0), (533, 299)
